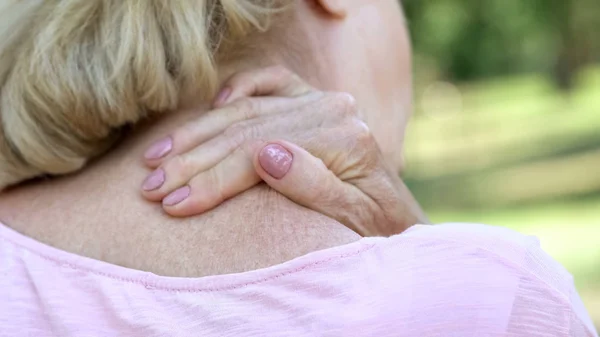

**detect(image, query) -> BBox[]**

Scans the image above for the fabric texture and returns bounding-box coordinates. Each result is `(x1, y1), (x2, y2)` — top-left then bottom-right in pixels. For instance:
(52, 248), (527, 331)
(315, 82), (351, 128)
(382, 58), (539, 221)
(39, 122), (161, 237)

(0, 222), (597, 337)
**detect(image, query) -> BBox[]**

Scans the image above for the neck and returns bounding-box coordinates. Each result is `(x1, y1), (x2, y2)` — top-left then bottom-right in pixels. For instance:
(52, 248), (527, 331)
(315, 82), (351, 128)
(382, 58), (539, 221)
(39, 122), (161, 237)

(0, 97), (359, 277)
(0, 12), (367, 275)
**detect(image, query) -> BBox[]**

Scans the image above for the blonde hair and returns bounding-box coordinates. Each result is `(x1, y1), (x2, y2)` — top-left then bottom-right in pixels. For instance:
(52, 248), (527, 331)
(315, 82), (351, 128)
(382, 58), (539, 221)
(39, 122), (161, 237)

(0, 0), (284, 190)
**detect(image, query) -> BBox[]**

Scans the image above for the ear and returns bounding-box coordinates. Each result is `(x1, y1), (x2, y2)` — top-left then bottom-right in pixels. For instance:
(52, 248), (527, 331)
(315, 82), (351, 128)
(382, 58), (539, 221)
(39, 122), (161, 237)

(315, 0), (348, 18)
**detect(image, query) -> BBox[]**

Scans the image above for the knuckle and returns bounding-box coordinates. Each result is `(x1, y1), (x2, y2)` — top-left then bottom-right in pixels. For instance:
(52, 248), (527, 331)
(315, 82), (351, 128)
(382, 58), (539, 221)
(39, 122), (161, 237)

(346, 119), (380, 170)
(223, 121), (258, 149)
(223, 123), (246, 146)
(239, 138), (263, 158)
(333, 92), (358, 115)
(164, 154), (191, 179)
(241, 122), (260, 141)
(324, 92), (358, 120)
(232, 97), (255, 115)
(349, 118), (374, 147)
(230, 97), (260, 120)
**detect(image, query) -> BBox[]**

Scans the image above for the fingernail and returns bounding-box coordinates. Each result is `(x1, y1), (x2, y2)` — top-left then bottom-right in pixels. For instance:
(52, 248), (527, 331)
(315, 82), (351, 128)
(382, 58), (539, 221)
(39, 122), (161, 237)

(213, 87), (232, 106)
(142, 169), (165, 191)
(163, 186), (191, 206)
(144, 137), (173, 160)
(259, 144), (293, 179)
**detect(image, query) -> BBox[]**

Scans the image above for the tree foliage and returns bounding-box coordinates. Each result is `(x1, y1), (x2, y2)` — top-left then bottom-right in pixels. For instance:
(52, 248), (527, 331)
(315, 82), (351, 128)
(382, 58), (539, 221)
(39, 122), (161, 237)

(403, 0), (600, 88)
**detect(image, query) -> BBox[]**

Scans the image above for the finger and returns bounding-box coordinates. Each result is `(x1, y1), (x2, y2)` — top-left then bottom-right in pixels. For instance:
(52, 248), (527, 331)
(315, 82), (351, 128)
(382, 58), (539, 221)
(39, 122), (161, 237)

(142, 112), (295, 201)
(213, 66), (313, 107)
(141, 130), (243, 202)
(253, 141), (379, 236)
(144, 95), (320, 168)
(141, 95), (344, 201)
(161, 141), (263, 217)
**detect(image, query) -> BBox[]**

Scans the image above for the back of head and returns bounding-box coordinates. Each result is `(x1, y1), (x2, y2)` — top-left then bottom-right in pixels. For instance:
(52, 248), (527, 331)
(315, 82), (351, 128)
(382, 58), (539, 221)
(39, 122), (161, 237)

(0, 0), (285, 190)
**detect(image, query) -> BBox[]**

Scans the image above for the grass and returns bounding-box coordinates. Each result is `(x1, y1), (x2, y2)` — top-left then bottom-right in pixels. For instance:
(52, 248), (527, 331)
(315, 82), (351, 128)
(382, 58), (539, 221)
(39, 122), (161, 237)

(406, 71), (600, 180)
(404, 65), (600, 326)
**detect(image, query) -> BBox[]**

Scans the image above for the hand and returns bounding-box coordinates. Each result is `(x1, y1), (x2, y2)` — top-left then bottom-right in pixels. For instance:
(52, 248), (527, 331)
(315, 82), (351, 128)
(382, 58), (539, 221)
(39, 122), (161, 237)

(141, 66), (427, 236)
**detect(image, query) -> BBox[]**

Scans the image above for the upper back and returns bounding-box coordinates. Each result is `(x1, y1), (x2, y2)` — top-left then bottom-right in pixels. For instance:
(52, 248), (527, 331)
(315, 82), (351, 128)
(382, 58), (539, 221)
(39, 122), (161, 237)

(0, 179), (360, 277)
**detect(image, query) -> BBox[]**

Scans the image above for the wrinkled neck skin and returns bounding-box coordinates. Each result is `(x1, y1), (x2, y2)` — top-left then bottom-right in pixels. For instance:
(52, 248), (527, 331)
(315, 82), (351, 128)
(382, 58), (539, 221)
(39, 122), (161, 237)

(0, 58), (361, 277)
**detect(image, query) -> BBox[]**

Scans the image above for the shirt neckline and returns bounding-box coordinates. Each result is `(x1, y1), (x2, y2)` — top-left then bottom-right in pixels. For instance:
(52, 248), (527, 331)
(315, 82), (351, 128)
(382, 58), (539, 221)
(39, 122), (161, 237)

(0, 221), (401, 292)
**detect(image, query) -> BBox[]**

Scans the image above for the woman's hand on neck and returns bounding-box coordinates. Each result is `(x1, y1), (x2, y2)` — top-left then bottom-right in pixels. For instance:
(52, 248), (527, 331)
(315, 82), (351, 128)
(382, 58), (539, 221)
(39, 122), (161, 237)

(0, 98), (359, 278)
(0, 1), (371, 276)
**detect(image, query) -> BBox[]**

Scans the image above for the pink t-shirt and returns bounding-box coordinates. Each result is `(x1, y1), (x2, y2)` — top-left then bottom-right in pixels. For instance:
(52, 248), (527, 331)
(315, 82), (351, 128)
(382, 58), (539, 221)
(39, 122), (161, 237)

(0, 222), (597, 337)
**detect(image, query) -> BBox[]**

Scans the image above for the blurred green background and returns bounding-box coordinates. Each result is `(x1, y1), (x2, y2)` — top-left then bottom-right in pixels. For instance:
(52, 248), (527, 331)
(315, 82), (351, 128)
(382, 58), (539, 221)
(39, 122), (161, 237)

(402, 0), (600, 326)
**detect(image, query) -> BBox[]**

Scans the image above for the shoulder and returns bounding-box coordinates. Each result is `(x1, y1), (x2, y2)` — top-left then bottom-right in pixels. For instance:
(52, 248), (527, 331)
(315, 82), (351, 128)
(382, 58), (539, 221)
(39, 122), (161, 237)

(386, 223), (575, 301)
(395, 223), (565, 275)
(370, 223), (597, 336)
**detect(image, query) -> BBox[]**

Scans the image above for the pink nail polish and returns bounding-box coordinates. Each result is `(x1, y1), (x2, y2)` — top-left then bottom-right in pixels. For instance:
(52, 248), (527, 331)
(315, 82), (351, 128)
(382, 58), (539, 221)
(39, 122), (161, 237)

(142, 169), (165, 191)
(213, 87), (232, 106)
(163, 186), (191, 206)
(144, 137), (173, 160)
(259, 144), (293, 179)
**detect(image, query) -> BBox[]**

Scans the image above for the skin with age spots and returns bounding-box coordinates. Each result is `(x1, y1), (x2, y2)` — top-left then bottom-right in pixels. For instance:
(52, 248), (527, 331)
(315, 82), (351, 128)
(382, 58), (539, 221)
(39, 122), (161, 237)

(138, 67), (426, 234)
(0, 0), (412, 277)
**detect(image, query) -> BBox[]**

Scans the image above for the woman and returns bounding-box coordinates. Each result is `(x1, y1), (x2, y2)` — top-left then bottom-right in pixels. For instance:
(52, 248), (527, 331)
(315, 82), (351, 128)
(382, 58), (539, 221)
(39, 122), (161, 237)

(0, 0), (596, 336)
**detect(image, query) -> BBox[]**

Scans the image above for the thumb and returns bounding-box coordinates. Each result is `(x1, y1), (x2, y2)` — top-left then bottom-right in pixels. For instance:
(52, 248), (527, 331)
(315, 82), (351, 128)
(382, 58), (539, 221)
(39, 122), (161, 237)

(253, 141), (375, 236)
